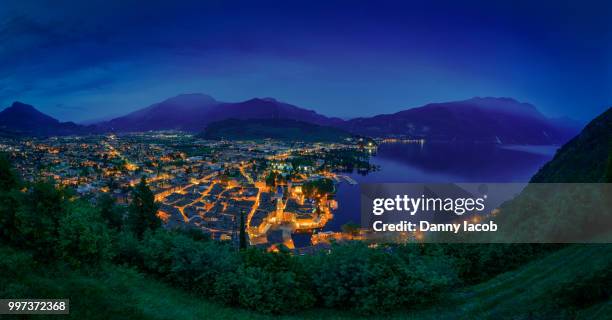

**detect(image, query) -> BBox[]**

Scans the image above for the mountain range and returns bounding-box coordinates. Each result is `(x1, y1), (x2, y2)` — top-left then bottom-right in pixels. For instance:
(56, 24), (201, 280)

(0, 102), (91, 137)
(99, 94), (344, 132)
(340, 97), (581, 144)
(0, 95), (583, 144)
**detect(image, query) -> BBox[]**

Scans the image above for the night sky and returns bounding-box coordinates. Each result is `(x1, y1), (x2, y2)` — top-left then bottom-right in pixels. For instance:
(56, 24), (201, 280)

(1, 0), (610, 122)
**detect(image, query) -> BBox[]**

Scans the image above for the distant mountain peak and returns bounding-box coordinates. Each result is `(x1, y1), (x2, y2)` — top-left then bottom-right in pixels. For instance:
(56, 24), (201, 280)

(0, 101), (87, 136)
(413, 97), (543, 120)
(160, 93), (218, 105)
(11, 101), (31, 107)
(8, 101), (41, 112)
(469, 96), (520, 103)
(100, 94), (341, 132)
(2, 101), (58, 121)
(464, 96), (540, 116)
(245, 97), (278, 104)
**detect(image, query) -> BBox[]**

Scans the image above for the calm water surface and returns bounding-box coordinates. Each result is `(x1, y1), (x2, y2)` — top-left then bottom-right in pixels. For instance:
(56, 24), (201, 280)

(323, 142), (558, 231)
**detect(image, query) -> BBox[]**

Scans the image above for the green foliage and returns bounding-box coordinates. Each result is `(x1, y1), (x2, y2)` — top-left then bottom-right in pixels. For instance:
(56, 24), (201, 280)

(2, 245), (610, 319)
(340, 221), (360, 236)
(239, 210), (247, 250)
(302, 178), (334, 197)
(127, 177), (161, 238)
(306, 243), (371, 309)
(265, 171), (285, 187)
(0, 189), (21, 242)
(212, 269), (241, 306)
(0, 245), (34, 284)
(123, 230), (317, 314)
(0, 257), (149, 320)
(606, 142), (612, 183)
(0, 153), (19, 192)
(136, 229), (175, 274)
(265, 172), (275, 187)
(1, 159), (119, 268)
(236, 248), (314, 314)
(57, 202), (114, 267)
(307, 242), (457, 314)
(175, 226), (211, 242)
(552, 258), (612, 309)
(136, 230), (239, 295)
(289, 156), (316, 170)
(14, 181), (68, 260)
(115, 229), (142, 265)
(0, 154), (22, 243)
(321, 148), (373, 173)
(98, 193), (124, 230)
(440, 243), (558, 284)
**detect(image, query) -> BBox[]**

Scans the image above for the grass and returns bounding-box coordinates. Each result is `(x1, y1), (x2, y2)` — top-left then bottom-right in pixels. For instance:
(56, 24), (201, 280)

(1, 244), (610, 319)
(443, 244), (612, 319)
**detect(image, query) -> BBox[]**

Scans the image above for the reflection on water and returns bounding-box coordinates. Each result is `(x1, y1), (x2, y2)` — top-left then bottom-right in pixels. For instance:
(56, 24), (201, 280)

(325, 142), (558, 231)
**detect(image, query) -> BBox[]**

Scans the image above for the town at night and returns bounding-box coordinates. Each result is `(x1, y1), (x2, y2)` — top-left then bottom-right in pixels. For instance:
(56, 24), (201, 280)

(1, 132), (381, 251)
(0, 0), (610, 319)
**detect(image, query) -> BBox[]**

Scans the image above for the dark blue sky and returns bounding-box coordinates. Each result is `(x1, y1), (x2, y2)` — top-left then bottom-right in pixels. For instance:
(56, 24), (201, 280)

(1, 0), (610, 122)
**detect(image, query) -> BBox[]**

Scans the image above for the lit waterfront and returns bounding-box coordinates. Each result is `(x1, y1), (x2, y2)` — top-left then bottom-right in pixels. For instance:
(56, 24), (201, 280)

(0, 132), (376, 250)
(0, 133), (555, 251)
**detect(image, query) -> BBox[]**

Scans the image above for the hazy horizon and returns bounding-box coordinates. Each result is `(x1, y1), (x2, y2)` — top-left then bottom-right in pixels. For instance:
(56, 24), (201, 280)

(3, 94), (594, 125)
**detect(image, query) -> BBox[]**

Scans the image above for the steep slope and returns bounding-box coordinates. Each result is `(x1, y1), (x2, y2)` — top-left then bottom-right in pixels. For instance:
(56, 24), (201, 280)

(435, 107), (612, 317)
(436, 244), (612, 319)
(0, 102), (89, 136)
(530, 107), (612, 183)
(342, 97), (580, 144)
(103, 93), (221, 132)
(484, 107), (612, 243)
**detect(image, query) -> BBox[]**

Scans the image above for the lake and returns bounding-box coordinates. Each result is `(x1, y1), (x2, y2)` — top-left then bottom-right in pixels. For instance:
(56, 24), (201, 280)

(323, 142), (558, 231)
